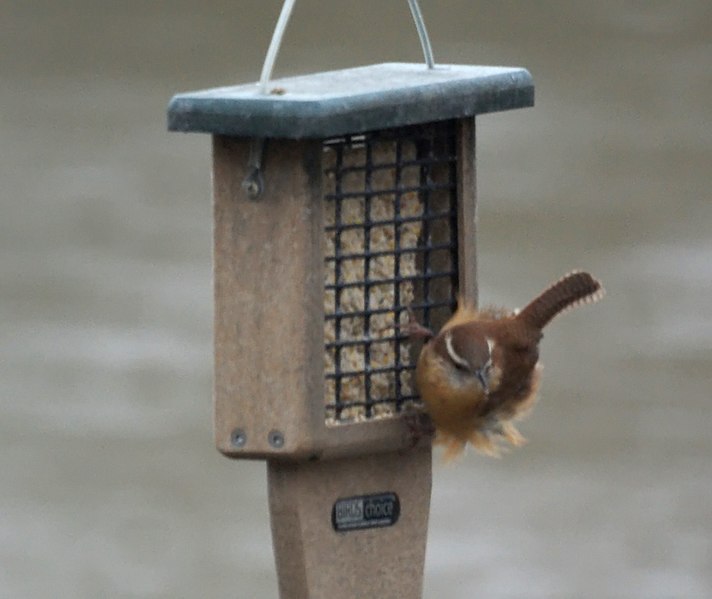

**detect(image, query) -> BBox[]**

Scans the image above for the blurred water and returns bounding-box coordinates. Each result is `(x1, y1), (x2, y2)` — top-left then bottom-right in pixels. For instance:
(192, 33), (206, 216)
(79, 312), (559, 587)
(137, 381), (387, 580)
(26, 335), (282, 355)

(1, 1), (711, 597)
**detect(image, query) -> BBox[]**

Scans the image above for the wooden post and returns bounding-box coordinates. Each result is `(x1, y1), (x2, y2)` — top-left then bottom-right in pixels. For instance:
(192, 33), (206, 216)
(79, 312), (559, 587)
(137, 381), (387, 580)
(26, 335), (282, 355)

(268, 449), (431, 599)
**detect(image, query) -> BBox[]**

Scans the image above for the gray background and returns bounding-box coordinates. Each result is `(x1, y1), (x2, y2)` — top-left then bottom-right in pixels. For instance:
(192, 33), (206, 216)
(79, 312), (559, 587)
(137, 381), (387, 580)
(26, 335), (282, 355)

(2, 1), (711, 597)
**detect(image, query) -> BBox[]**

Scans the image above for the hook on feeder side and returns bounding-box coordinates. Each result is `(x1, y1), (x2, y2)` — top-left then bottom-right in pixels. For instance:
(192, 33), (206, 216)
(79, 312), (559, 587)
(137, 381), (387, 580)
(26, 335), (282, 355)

(242, 138), (266, 199)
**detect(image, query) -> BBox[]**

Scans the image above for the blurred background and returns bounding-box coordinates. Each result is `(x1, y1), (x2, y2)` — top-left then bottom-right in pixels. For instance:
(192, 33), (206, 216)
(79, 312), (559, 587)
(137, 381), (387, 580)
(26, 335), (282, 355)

(2, 1), (710, 597)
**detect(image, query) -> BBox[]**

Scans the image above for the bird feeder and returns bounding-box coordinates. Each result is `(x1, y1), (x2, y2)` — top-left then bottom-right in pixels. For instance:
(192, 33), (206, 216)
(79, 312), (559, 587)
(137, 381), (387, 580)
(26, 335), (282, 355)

(168, 5), (533, 597)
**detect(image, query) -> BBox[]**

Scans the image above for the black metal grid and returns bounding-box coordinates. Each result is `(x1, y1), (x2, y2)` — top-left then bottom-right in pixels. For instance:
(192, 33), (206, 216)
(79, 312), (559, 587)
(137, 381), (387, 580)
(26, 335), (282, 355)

(323, 121), (459, 422)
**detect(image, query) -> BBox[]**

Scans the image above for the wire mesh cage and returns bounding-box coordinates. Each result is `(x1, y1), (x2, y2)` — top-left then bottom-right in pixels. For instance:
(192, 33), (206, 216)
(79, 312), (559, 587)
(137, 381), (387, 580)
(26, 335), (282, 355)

(322, 122), (459, 424)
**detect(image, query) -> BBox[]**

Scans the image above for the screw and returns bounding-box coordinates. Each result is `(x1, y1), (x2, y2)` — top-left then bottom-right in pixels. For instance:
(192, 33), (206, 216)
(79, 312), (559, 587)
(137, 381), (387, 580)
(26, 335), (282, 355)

(230, 429), (247, 448)
(268, 430), (285, 449)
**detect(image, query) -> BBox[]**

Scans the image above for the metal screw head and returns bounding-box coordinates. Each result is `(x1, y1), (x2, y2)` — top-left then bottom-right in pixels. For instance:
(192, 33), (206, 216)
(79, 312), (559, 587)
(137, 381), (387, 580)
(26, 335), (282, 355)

(268, 430), (285, 449)
(230, 429), (247, 448)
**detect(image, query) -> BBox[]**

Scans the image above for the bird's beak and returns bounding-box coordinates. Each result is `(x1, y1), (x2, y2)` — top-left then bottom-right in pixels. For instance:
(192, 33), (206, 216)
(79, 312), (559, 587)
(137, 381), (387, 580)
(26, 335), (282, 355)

(475, 368), (489, 394)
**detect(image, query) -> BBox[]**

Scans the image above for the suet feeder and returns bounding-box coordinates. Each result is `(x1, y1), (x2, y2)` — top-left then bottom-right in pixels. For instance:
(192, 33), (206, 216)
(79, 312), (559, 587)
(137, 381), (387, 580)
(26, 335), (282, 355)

(168, 4), (532, 597)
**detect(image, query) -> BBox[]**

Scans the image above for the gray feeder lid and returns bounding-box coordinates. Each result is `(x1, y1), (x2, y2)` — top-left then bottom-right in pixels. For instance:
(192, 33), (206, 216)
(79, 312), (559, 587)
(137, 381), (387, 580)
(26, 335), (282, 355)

(167, 62), (533, 139)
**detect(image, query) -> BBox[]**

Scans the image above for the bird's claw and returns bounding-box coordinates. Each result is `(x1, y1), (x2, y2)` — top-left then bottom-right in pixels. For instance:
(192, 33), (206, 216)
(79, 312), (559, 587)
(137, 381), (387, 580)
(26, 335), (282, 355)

(400, 308), (434, 340)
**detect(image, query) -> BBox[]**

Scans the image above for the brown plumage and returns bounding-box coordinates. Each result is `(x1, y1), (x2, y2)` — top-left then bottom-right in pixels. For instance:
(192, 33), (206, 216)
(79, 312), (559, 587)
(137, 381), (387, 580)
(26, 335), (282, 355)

(412, 271), (604, 459)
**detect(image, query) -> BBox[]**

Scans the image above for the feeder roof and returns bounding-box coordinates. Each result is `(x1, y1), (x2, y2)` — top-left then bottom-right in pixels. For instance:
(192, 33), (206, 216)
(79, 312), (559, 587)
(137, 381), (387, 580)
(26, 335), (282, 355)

(168, 62), (533, 139)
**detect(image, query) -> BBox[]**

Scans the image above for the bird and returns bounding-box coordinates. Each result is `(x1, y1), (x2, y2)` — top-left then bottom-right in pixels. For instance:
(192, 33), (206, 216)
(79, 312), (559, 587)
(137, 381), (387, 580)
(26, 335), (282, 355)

(405, 271), (604, 459)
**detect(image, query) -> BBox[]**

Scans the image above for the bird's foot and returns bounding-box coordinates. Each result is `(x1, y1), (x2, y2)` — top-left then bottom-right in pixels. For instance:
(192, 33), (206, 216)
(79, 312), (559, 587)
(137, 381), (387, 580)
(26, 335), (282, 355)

(373, 307), (434, 340)
(400, 308), (434, 340)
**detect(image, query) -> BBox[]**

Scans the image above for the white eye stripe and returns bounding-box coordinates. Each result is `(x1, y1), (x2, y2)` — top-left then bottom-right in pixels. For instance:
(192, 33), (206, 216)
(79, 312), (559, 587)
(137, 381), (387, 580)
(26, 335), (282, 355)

(484, 338), (495, 370)
(444, 331), (471, 369)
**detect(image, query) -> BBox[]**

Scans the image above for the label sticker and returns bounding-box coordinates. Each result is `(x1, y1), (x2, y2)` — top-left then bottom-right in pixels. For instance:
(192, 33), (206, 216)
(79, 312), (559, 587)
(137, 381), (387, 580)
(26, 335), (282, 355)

(331, 492), (400, 532)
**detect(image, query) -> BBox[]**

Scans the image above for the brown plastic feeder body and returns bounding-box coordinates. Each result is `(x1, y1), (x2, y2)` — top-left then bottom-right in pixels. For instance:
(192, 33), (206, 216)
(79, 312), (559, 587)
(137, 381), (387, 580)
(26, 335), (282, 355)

(168, 62), (533, 599)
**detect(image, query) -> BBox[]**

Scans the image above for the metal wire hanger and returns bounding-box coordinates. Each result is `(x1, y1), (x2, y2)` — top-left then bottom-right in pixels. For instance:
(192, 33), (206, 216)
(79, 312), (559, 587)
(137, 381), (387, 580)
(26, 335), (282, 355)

(243, 0), (436, 198)
(260, 0), (435, 93)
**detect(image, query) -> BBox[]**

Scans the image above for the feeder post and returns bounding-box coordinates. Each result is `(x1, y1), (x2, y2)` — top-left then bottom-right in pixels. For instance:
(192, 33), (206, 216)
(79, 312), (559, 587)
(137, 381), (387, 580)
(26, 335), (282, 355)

(268, 450), (432, 598)
(168, 62), (533, 599)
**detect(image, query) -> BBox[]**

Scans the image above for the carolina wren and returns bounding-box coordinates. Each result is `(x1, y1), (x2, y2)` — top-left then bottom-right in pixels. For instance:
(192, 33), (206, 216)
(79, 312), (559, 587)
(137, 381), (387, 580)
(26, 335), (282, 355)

(409, 271), (604, 459)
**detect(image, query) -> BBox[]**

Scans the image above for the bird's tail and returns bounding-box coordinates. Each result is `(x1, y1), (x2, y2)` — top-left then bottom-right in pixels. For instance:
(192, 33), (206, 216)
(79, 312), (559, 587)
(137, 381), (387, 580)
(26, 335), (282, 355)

(516, 271), (604, 330)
